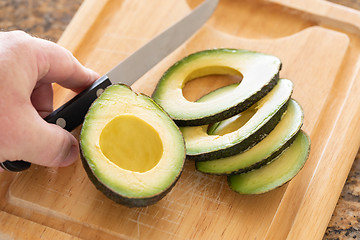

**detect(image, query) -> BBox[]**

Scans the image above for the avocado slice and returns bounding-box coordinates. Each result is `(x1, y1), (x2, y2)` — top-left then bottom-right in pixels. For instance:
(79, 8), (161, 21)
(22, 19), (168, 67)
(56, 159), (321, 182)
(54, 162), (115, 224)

(227, 131), (310, 194)
(196, 99), (303, 175)
(152, 49), (282, 126)
(181, 79), (293, 161)
(80, 84), (185, 207)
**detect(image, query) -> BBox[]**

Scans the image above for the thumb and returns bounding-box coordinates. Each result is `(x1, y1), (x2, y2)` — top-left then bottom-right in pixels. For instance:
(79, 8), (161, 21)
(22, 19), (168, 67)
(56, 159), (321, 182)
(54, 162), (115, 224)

(18, 108), (80, 167)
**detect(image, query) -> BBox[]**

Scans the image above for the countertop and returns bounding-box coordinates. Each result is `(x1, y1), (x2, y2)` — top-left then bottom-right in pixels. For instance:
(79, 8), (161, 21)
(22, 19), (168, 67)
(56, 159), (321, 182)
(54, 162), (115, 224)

(0, 0), (359, 239)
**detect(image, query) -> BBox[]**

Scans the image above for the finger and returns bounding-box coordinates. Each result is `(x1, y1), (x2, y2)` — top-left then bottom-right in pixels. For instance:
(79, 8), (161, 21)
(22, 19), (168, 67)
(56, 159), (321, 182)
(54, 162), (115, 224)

(12, 107), (80, 167)
(0, 31), (99, 95)
(31, 83), (54, 118)
(33, 38), (99, 92)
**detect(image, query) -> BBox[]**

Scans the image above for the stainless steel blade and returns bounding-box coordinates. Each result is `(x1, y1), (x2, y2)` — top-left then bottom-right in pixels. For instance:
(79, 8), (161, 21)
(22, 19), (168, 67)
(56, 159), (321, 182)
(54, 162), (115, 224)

(106, 0), (218, 85)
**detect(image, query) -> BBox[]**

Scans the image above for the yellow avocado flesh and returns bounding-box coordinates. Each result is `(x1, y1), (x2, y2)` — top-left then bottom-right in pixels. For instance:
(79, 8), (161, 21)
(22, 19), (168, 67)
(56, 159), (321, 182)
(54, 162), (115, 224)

(99, 115), (163, 173)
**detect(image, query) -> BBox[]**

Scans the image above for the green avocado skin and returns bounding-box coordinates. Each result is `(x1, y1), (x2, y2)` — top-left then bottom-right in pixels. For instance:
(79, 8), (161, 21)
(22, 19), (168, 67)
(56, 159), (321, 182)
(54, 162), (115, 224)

(227, 131), (310, 194)
(80, 149), (182, 208)
(187, 100), (289, 161)
(196, 132), (298, 175)
(233, 131), (298, 173)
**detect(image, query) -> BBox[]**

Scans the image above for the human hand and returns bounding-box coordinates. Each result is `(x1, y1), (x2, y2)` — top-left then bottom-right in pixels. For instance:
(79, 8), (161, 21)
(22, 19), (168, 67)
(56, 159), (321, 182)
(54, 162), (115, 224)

(0, 31), (99, 172)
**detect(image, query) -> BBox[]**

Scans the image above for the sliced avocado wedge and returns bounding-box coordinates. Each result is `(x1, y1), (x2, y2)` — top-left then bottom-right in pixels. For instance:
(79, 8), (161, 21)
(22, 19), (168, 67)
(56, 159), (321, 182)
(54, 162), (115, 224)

(181, 79), (293, 161)
(80, 84), (185, 207)
(196, 99), (303, 175)
(227, 131), (310, 194)
(152, 49), (282, 126)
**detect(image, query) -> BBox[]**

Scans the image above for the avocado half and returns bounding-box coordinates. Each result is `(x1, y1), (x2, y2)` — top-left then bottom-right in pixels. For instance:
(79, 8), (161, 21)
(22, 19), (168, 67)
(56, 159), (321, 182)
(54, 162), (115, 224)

(80, 84), (185, 207)
(152, 49), (282, 126)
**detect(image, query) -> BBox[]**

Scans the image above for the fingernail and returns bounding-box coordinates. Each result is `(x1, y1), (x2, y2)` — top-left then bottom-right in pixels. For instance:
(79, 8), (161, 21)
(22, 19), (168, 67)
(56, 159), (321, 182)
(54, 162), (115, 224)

(86, 67), (100, 79)
(60, 140), (79, 167)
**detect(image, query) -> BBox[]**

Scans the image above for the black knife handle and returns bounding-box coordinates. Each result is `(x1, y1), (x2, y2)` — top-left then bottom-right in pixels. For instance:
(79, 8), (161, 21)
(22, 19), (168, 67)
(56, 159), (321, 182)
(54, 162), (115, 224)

(1, 75), (112, 172)
(44, 75), (111, 131)
(0, 160), (31, 172)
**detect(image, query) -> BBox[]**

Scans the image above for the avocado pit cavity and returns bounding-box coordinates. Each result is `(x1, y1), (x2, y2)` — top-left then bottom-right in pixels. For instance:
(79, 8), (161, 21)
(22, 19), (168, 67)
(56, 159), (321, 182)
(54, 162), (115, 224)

(208, 107), (257, 136)
(99, 115), (163, 173)
(182, 66), (243, 102)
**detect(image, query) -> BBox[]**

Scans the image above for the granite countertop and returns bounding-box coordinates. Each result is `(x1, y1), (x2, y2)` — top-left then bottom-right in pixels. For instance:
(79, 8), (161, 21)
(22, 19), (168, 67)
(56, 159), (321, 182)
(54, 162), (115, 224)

(0, 0), (82, 42)
(0, 0), (359, 239)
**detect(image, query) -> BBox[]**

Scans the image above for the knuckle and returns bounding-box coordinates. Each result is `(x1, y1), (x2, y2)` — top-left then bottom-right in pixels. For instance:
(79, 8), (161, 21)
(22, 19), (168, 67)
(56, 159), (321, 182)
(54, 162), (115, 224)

(0, 30), (35, 61)
(3, 30), (32, 46)
(10, 30), (30, 37)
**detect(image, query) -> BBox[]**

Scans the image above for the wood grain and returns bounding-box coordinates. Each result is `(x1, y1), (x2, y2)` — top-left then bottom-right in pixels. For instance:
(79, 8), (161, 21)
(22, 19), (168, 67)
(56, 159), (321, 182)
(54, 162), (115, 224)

(0, 211), (79, 240)
(2, 0), (360, 239)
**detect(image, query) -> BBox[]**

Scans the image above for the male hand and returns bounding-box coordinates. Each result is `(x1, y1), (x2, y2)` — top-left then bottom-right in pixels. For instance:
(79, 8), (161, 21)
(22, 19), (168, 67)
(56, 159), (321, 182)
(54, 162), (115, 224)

(0, 31), (99, 172)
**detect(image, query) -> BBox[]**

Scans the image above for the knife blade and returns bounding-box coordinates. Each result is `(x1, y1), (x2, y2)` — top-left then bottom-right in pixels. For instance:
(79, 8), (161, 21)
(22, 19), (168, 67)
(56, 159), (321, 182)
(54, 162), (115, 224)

(2, 0), (218, 171)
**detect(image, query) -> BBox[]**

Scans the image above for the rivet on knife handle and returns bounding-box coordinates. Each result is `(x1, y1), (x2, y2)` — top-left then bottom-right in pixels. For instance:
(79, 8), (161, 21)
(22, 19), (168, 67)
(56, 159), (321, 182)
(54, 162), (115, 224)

(44, 75), (112, 131)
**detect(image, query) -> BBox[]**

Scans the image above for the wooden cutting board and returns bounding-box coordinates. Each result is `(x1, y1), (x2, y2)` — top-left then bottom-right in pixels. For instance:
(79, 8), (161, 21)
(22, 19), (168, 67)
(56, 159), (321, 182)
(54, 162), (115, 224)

(2, 0), (360, 239)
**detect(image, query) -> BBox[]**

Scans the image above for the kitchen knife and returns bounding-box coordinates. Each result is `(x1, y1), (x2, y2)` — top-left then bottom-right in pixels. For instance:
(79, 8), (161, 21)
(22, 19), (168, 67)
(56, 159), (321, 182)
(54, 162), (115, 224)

(1, 0), (218, 171)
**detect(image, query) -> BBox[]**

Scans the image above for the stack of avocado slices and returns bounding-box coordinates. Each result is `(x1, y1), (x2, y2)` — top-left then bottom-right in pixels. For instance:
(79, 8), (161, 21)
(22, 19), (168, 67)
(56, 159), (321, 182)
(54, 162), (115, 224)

(152, 48), (310, 195)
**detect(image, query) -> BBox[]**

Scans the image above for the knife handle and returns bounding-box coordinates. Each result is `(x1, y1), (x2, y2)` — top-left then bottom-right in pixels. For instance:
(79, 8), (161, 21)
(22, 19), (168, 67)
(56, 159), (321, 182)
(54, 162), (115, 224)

(1, 75), (112, 172)
(0, 160), (31, 172)
(44, 75), (112, 131)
